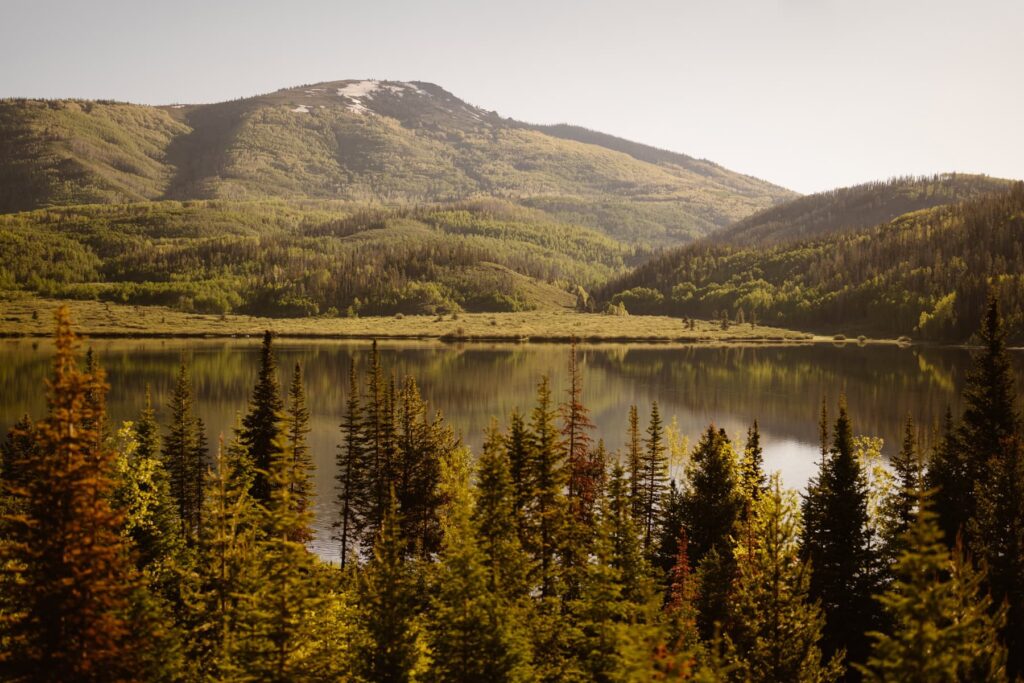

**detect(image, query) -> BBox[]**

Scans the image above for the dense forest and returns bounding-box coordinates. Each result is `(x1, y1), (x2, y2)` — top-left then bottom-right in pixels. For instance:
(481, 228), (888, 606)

(0, 198), (637, 316)
(709, 173), (1011, 247)
(600, 183), (1024, 342)
(1, 295), (1021, 681)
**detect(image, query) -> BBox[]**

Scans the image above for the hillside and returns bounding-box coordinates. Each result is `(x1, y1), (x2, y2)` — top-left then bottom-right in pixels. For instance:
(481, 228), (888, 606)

(0, 198), (641, 316)
(711, 173), (1011, 247)
(0, 80), (794, 246)
(598, 183), (1024, 342)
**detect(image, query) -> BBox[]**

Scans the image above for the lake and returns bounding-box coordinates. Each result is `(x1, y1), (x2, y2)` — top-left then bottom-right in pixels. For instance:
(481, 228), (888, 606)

(2, 338), (1018, 559)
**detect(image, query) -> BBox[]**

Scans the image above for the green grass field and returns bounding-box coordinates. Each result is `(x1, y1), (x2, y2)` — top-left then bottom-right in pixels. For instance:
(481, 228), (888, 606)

(0, 295), (828, 344)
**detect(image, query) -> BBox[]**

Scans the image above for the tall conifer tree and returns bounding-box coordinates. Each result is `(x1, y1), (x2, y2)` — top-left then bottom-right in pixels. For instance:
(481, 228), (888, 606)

(242, 331), (285, 505)
(284, 362), (314, 542)
(334, 360), (365, 568)
(0, 308), (147, 681)
(802, 399), (879, 669)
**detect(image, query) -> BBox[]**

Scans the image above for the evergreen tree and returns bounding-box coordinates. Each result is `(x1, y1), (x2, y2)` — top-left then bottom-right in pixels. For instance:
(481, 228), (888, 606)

(0, 414), (36, 513)
(236, 434), (321, 681)
(727, 477), (843, 683)
(627, 404), (644, 523)
(802, 399), (878, 669)
(163, 359), (205, 545)
(334, 360), (365, 569)
(356, 494), (422, 683)
(396, 375), (451, 559)
(925, 408), (966, 544)
(683, 426), (743, 566)
(526, 375), (567, 599)
(427, 446), (534, 682)
(0, 308), (148, 681)
(284, 362), (314, 542)
(879, 416), (921, 566)
(185, 436), (261, 681)
(858, 496), (1008, 682)
(654, 478), (687, 579)
(740, 420), (767, 504)
(562, 341), (598, 524)
(475, 418), (531, 598)
(505, 407), (531, 523)
(641, 401), (669, 551)
(242, 330), (285, 505)
(113, 396), (185, 593)
(683, 426), (744, 639)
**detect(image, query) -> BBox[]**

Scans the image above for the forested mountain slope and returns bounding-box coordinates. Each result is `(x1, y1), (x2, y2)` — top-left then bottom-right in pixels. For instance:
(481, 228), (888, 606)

(711, 173), (1011, 247)
(0, 80), (795, 246)
(599, 183), (1024, 342)
(0, 198), (636, 316)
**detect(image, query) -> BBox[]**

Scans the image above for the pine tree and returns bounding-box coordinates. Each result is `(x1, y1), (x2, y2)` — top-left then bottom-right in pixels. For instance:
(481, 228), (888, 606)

(362, 340), (391, 544)
(395, 375), (451, 559)
(858, 496), (1008, 682)
(740, 420), (767, 505)
(284, 362), (314, 542)
(113, 393), (185, 592)
(236, 434), (321, 681)
(163, 359), (205, 545)
(641, 401), (669, 551)
(475, 418), (531, 598)
(0, 414), (36, 513)
(0, 307), (147, 681)
(802, 399), (878, 669)
(505, 407), (531, 519)
(627, 404), (644, 523)
(925, 407), (966, 544)
(526, 375), (567, 599)
(242, 330), (285, 505)
(356, 494), (422, 683)
(334, 360), (365, 569)
(185, 436), (261, 681)
(562, 341), (598, 524)
(427, 446), (534, 682)
(684, 426), (743, 566)
(683, 426), (744, 639)
(727, 477), (843, 683)
(654, 478), (687, 579)
(880, 416), (921, 566)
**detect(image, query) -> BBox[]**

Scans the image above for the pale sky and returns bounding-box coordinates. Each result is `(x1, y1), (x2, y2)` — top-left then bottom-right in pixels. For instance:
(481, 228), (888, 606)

(2, 0), (1022, 193)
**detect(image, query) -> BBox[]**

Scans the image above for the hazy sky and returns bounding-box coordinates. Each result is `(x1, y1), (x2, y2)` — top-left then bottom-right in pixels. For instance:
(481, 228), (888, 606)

(2, 0), (1022, 193)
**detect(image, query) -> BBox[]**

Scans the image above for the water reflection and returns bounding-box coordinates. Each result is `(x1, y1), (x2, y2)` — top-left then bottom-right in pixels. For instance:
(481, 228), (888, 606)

(2, 339), (1018, 559)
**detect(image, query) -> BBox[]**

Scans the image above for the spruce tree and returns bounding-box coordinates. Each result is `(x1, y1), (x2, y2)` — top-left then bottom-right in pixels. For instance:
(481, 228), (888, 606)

(802, 399), (878, 669)
(185, 436), (261, 681)
(113, 393), (185, 593)
(562, 341), (598, 524)
(683, 426), (745, 639)
(475, 418), (531, 598)
(641, 401), (669, 551)
(740, 420), (767, 504)
(858, 495), (1008, 682)
(427, 446), (534, 682)
(242, 330), (285, 505)
(284, 362), (314, 542)
(0, 308), (148, 681)
(356, 494), (422, 683)
(880, 416), (921, 566)
(163, 359), (204, 545)
(526, 375), (567, 599)
(627, 404), (643, 523)
(925, 408), (966, 544)
(505, 407), (532, 536)
(236, 434), (321, 681)
(727, 477), (843, 683)
(334, 360), (365, 568)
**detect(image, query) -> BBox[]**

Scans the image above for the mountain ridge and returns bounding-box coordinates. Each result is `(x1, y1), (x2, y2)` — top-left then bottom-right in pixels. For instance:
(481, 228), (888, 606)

(0, 78), (795, 246)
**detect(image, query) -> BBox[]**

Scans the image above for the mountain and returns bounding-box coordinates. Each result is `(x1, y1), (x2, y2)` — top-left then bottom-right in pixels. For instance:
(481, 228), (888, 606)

(0, 79), (794, 246)
(598, 183), (1024, 342)
(710, 173), (1012, 247)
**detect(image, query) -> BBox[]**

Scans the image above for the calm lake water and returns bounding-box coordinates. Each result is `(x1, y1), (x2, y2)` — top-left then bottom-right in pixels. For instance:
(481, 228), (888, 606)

(2, 338), (1020, 559)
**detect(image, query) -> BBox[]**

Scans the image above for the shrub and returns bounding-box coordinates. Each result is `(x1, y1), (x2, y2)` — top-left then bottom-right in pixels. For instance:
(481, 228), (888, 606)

(833, 334), (846, 341)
